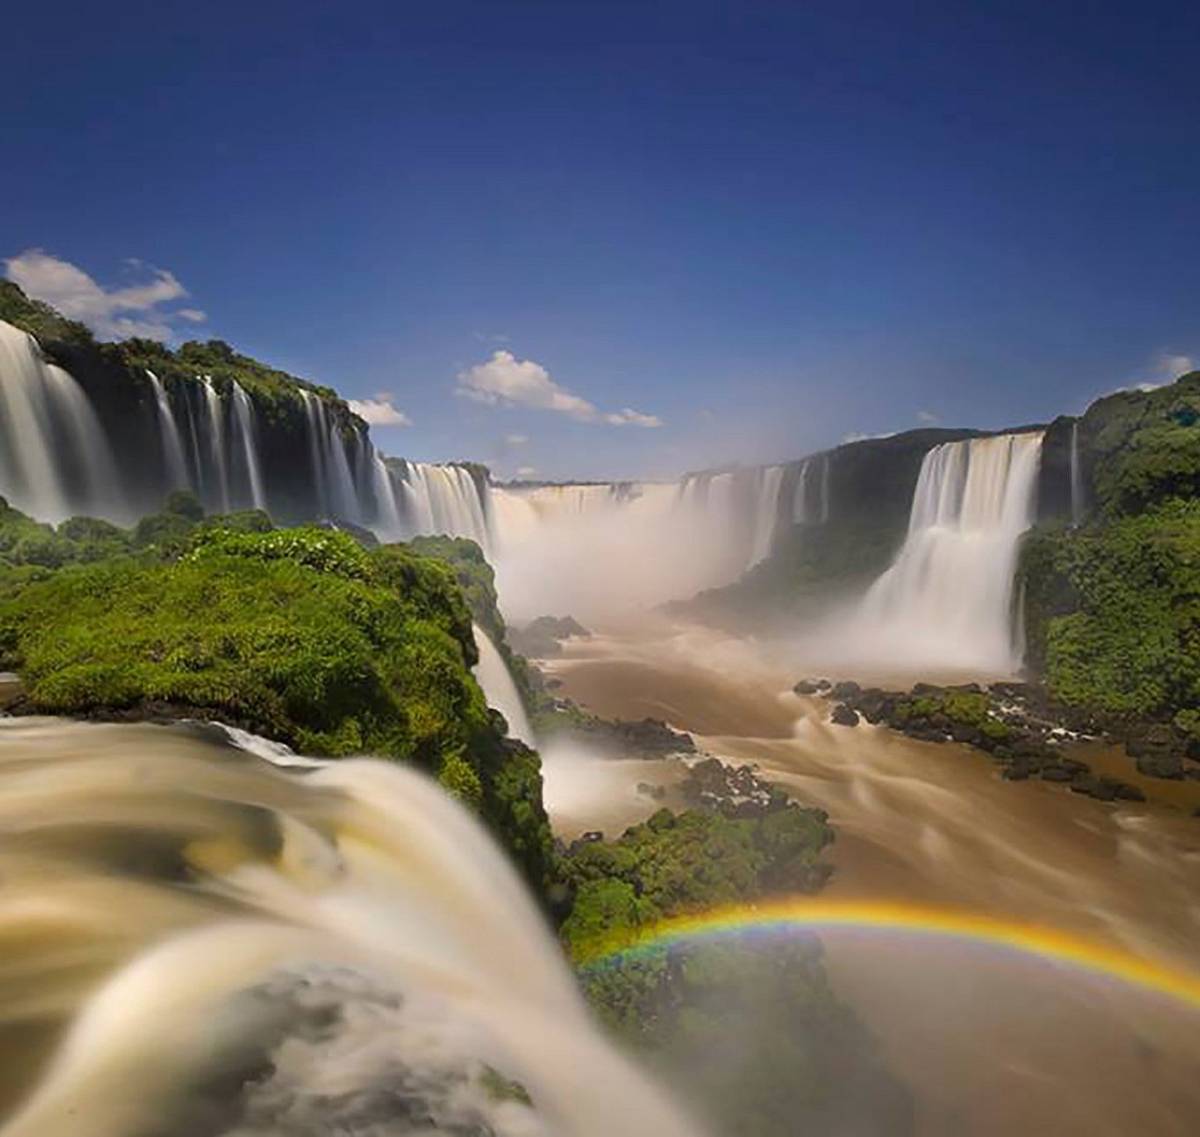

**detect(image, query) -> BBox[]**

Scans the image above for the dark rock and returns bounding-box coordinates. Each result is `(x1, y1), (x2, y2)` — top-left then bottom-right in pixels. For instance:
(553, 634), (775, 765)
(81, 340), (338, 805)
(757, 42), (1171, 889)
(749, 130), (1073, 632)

(1134, 753), (1184, 780)
(567, 830), (605, 856)
(636, 781), (667, 801)
(1041, 764), (1074, 783)
(508, 615), (591, 658)
(831, 680), (862, 701)
(793, 679), (821, 695)
(830, 703), (860, 727)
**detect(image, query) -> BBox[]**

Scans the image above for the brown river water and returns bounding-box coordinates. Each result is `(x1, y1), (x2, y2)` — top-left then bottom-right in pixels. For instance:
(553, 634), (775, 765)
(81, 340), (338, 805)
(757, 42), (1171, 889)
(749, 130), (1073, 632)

(540, 622), (1200, 1137)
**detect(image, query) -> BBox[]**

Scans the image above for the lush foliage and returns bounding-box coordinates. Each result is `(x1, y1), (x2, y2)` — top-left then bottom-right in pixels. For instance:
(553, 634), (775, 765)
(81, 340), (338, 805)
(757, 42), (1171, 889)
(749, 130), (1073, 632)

(1079, 371), (1200, 517)
(1021, 500), (1200, 715)
(0, 280), (94, 345)
(561, 807), (908, 1136)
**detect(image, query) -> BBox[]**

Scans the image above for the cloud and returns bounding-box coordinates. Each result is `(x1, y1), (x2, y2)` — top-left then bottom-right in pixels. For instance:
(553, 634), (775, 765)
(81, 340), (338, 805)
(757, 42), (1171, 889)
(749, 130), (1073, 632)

(604, 407), (664, 427)
(505, 433), (530, 446)
(916, 409), (940, 425)
(842, 430), (896, 443)
(1152, 353), (1195, 383)
(348, 394), (412, 426)
(456, 349), (661, 427)
(4, 249), (207, 341)
(516, 466), (538, 479)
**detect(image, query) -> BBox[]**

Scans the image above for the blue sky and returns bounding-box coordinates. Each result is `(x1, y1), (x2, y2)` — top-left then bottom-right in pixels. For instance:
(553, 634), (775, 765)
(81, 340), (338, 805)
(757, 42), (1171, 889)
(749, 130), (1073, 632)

(4, 1), (1198, 479)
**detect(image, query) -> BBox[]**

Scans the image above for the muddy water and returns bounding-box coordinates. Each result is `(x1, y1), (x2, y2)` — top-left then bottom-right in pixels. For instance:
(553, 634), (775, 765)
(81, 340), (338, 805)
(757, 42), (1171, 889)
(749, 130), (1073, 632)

(544, 625), (1200, 1137)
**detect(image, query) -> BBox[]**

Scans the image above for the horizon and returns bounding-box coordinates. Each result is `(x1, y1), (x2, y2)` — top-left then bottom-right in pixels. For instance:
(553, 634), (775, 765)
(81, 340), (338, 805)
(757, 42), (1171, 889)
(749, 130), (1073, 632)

(5, 0), (1199, 482)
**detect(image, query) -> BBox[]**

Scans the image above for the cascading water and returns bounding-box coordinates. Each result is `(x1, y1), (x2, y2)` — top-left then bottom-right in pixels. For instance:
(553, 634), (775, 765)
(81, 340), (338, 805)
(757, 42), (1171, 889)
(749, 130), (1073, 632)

(0, 321), (123, 523)
(748, 465), (785, 567)
(0, 718), (696, 1137)
(394, 461), (492, 549)
(848, 432), (1045, 675)
(792, 459), (811, 523)
(201, 377), (232, 513)
(146, 370), (190, 490)
(230, 382), (267, 511)
(472, 624), (535, 745)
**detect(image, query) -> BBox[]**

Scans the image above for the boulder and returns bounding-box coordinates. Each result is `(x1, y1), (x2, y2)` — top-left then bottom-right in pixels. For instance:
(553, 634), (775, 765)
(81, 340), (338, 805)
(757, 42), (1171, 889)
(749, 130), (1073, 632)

(831, 703), (860, 727)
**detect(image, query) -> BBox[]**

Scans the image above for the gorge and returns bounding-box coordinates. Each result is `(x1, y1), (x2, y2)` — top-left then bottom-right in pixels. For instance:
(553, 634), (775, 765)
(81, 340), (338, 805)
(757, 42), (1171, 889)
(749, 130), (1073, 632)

(2, 279), (1200, 1137)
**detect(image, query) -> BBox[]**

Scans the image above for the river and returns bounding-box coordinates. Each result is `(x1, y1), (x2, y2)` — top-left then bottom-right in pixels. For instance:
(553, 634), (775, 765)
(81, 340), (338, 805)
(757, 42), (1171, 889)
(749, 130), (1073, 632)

(540, 621), (1200, 1137)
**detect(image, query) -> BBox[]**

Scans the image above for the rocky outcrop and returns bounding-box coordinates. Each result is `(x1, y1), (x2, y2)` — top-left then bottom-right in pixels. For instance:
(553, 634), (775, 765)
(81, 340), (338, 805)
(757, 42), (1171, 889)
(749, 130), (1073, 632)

(508, 615), (591, 658)
(801, 677), (1167, 803)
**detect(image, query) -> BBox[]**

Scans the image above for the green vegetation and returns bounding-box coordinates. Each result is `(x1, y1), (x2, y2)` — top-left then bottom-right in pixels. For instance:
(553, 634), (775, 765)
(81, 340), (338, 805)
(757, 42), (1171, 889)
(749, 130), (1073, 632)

(0, 497), (555, 889)
(1078, 370), (1200, 517)
(891, 688), (1012, 741)
(0, 280), (94, 345)
(1021, 499), (1200, 716)
(561, 807), (908, 1136)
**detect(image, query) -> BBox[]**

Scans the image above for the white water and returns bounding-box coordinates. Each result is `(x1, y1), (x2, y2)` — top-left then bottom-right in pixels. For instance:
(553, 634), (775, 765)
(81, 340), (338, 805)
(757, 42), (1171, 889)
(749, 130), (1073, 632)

(0, 321), (122, 523)
(201, 377), (231, 513)
(472, 624), (535, 745)
(397, 462), (492, 549)
(844, 432), (1045, 675)
(230, 383), (267, 510)
(0, 718), (696, 1137)
(145, 370), (190, 489)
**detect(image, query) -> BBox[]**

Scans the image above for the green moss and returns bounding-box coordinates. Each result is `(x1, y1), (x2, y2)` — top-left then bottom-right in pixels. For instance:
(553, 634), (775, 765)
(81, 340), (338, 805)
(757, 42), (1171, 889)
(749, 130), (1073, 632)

(1020, 499), (1200, 716)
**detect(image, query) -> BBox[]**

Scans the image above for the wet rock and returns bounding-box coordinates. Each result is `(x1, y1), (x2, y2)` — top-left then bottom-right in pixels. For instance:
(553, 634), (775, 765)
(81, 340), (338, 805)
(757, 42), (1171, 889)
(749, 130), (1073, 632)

(679, 757), (785, 817)
(508, 615), (591, 659)
(1134, 753), (1184, 780)
(636, 781), (667, 801)
(567, 830), (605, 855)
(792, 678), (821, 695)
(1041, 764), (1074, 783)
(831, 680), (862, 701)
(0, 672), (23, 711)
(830, 703), (860, 727)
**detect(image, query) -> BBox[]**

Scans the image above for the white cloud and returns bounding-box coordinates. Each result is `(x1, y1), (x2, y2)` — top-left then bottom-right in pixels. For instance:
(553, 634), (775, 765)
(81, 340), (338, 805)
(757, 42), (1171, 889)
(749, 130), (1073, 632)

(842, 430), (896, 443)
(604, 407), (664, 427)
(505, 433), (530, 446)
(916, 409), (940, 425)
(348, 396), (412, 426)
(516, 466), (538, 479)
(1152, 353), (1195, 383)
(4, 249), (207, 341)
(456, 349), (662, 427)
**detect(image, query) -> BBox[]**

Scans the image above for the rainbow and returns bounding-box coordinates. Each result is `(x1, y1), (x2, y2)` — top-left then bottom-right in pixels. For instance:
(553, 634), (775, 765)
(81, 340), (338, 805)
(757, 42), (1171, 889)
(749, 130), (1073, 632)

(575, 898), (1200, 1011)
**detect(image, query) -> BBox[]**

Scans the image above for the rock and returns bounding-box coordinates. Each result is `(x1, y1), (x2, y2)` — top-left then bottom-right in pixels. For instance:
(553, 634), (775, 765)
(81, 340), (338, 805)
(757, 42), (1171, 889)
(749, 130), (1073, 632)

(831, 703), (860, 727)
(636, 781), (667, 801)
(1041, 764), (1074, 783)
(1134, 753), (1184, 780)
(567, 830), (604, 856)
(831, 680), (862, 700)
(793, 679), (821, 695)
(508, 615), (591, 659)
(0, 672), (23, 711)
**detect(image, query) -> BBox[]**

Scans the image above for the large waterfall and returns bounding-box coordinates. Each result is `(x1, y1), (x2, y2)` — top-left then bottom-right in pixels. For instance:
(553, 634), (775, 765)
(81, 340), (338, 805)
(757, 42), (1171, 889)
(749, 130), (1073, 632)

(0, 323), (123, 523)
(849, 432), (1045, 675)
(488, 469), (787, 622)
(0, 718), (695, 1137)
(0, 318), (496, 547)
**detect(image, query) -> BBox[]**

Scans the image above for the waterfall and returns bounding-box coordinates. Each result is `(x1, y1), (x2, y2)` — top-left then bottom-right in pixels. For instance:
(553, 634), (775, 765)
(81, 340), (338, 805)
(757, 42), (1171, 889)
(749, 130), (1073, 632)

(472, 624), (535, 745)
(0, 321), (122, 524)
(0, 718), (693, 1137)
(395, 462), (491, 549)
(852, 432), (1045, 675)
(145, 370), (190, 490)
(792, 459), (811, 523)
(370, 453), (404, 539)
(230, 382), (266, 510)
(200, 377), (231, 513)
(819, 454), (831, 523)
(747, 465), (785, 567)
(1069, 419), (1082, 526)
